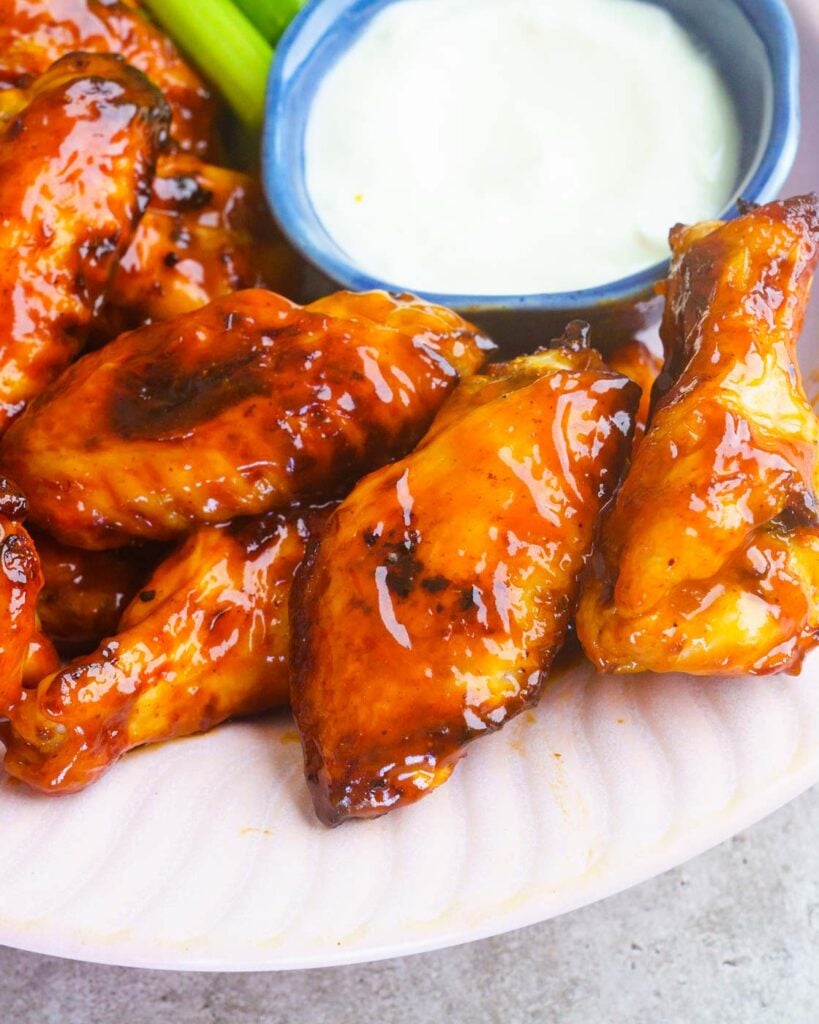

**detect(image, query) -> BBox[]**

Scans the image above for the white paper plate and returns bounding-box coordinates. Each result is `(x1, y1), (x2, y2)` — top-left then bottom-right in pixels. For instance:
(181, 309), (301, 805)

(0, 0), (817, 972)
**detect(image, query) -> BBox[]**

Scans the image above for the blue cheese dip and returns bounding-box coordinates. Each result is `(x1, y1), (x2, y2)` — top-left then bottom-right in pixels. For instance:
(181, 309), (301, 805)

(304, 0), (741, 295)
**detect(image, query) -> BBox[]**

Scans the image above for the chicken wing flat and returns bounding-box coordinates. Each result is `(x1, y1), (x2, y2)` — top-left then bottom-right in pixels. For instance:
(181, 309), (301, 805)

(105, 154), (299, 332)
(3, 290), (492, 548)
(291, 339), (640, 824)
(577, 195), (819, 676)
(34, 532), (162, 653)
(0, 52), (168, 431)
(3, 508), (324, 794)
(0, 479), (46, 713)
(0, 0), (215, 155)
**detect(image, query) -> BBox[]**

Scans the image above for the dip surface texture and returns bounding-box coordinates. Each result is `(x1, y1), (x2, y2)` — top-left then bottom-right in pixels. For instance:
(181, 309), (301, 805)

(304, 0), (741, 295)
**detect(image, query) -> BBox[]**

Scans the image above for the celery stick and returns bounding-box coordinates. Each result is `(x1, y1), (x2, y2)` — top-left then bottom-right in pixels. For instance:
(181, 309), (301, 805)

(142, 0), (273, 131)
(232, 0), (307, 44)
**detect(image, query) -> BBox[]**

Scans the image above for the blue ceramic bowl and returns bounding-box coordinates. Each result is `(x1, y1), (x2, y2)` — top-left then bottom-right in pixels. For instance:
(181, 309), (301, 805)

(262, 0), (799, 331)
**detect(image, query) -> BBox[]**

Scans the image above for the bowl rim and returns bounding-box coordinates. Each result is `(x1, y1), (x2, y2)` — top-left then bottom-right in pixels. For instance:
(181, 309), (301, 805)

(263, 0), (801, 311)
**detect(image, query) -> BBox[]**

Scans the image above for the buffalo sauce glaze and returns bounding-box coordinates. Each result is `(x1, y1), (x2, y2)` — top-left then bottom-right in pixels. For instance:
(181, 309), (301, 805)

(0, 52), (169, 433)
(291, 342), (640, 824)
(0, 478), (45, 714)
(33, 532), (164, 653)
(0, 0), (216, 155)
(1, 290), (493, 548)
(2, 506), (333, 794)
(577, 195), (819, 675)
(103, 153), (300, 336)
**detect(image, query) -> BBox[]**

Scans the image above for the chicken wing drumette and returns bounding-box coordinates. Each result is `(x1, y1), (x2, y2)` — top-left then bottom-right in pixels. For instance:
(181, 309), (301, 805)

(3, 290), (492, 548)
(0, 3), (296, 328)
(291, 336), (640, 824)
(577, 195), (819, 676)
(3, 508), (327, 794)
(606, 339), (662, 449)
(0, 52), (168, 431)
(0, 0), (216, 155)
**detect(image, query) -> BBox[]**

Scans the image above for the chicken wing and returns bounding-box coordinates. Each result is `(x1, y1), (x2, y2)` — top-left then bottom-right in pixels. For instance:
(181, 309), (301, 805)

(34, 532), (162, 653)
(291, 336), (640, 824)
(3, 508), (325, 794)
(577, 195), (819, 676)
(3, 290), (493, 548)
(0, 52), (168, 431)
(0, 0), (216, 156)
(104, 154), (299, 333)
(0, 479), (46, 713)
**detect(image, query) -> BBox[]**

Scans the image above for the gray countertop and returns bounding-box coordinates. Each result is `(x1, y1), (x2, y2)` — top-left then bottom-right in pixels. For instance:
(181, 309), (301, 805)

(0, 784), (816, 1024)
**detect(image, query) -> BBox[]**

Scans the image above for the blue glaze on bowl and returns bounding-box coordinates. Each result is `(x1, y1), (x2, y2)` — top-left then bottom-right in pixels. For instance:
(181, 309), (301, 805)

(262, 0), (800, 314)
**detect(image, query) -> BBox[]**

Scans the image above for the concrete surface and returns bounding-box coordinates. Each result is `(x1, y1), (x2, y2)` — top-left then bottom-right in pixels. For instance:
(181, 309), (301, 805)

(0, 785), (816, 1023)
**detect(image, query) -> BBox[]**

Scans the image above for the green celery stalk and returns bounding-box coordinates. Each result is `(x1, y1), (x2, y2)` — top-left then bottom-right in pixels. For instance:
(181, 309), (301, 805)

(232, 0), (307, 44)
(142, 0), (273, 131)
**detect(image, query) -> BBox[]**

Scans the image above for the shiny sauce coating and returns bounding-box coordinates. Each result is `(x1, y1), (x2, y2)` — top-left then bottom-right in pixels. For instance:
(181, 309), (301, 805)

(0, 52), (169, 432)
(3, 507), (329, 794)
(0, 0), (216, 155)
(291, 343), (639, 823)
(578, 195), (819, 675)
(2, 289), (492, 547)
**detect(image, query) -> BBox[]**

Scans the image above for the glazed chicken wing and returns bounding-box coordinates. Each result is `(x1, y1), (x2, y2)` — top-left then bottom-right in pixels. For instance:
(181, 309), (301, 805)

(0, 52), (168, 431)
(0, 4), (297, 330)
(0, 0), (216, 155)
(34, 532), (162, 653)
(577, 195), (819, 676)
(3, 508), (325, 794)
(3, 290), (492, 548)
(0, 479), (47, 713)
(291, 337), (640, 824)
(22, 630), (60, 689)
(104, 154), (299, 332)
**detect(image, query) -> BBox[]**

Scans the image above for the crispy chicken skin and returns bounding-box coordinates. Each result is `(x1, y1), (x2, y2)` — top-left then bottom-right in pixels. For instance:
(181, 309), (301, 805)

(3, 508), (324, 794)
(3, 290), (493, 548)
(577, 195), (819, 676)
(0, 480), (46, 713)
(0, 0), (215, 155)
(34, 532), (161, 653)
(0, 52), (168, 431)
(291, 339), (640, 824)
(105, 154), (299, 331)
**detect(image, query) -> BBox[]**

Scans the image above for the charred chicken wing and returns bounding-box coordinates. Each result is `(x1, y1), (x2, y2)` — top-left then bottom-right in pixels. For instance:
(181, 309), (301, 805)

(3, 508), (325, 794)
(0, 52), (168, 431)
(3, 290), (492, 548)
(291, 336), (640, 824)
(577, 195), (819, 676)
(0, 0), (216, 155)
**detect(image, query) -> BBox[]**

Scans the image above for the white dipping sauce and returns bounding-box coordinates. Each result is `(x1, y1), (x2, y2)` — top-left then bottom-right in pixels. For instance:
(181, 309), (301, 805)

(304, 0), (741, 295)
